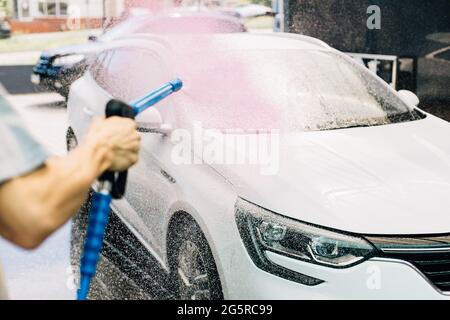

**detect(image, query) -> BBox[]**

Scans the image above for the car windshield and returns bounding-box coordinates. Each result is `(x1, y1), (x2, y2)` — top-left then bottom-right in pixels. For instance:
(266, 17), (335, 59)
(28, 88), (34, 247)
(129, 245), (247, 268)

(100, 18), (141, 42)
(135, 16), (245, 34)
(177, 49), (421, 132)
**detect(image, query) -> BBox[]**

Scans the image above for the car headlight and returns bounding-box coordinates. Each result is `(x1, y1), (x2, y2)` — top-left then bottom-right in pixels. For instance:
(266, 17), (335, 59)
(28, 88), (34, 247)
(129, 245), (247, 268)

(235, 198), (375, 283)
(53, 54), (85, 67)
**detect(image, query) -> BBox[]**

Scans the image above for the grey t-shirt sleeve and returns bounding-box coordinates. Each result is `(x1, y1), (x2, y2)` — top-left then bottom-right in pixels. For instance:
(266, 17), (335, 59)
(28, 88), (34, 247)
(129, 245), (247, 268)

(0, 96), (48, 184)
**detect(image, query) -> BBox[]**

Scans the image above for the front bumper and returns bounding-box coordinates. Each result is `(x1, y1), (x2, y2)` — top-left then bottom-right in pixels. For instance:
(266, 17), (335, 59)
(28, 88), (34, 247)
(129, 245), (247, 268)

(32, 60), (86, 96)
(224, 247), (450, 299)
(31, 68), (76, 97)
(32, 65), (63, 86)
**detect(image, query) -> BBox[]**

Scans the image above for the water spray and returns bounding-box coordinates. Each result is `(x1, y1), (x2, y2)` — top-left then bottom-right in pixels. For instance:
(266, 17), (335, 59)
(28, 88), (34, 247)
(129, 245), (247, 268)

(77, 78), (183, 300)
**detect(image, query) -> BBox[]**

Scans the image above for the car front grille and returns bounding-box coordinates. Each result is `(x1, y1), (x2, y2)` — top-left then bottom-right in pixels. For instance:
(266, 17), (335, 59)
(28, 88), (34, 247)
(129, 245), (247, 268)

(366, 235), (450, 293)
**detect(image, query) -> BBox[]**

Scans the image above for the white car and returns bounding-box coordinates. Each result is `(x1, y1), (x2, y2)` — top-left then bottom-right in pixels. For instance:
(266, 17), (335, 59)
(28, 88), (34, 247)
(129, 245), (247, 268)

(67, 33), (450, 299)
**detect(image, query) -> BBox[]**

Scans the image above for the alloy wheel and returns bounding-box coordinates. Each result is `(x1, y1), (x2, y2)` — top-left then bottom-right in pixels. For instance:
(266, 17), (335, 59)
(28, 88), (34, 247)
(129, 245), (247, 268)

(177, 240), (212, 300)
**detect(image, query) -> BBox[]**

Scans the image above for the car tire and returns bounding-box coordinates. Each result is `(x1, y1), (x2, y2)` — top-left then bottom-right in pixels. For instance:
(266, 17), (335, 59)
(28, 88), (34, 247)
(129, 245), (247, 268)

(60, 88), (70, 102)
(169, 218), (223, 300)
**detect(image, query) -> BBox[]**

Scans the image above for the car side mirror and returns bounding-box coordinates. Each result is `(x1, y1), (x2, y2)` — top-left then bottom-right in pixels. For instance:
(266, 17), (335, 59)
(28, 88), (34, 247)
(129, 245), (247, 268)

(88, 35), (98, 42)
(136, 108), (172, 135)
(398, 90), (420, 107)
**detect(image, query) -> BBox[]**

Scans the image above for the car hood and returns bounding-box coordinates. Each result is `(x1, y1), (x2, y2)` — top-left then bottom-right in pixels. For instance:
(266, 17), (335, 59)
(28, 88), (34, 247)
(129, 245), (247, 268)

(41, 42), (103, 58)
(208, 116), (450, 235)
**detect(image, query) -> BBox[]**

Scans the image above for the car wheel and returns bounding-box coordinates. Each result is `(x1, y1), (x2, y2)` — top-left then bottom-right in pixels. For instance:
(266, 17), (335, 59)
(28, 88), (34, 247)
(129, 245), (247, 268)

(61, 89), (70, 102)
(170, 218), (223, 300)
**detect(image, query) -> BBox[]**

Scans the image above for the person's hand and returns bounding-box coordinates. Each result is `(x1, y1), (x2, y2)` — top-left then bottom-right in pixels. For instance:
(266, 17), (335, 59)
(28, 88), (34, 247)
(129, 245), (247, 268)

(86, 117), (141, 172)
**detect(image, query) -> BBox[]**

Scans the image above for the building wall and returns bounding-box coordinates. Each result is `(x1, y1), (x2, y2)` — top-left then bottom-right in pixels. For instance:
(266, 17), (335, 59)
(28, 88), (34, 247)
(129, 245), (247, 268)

(124, 0), (173, 12)
(286, 0), (368, 53)
(284, 0), (450, 104)
(285, 0), (450, 56)
(105, 0), (125, 18)
(6, 0), (179, 33)
(10, 0), (126, 33)
(10, 17), (103, 32)
(0, 0), (13, 18)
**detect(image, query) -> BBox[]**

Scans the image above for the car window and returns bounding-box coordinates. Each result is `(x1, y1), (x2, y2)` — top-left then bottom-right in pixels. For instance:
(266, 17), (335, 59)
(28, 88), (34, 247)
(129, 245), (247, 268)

(177, 49), (422, 132)
(131, 49), (177, 124)
(90, 47), (176, 123)
(89, 51), (113, 90)
(102, 49), (134, 100)
(104, 48), (169, 101)
(100, 18), (143, 42)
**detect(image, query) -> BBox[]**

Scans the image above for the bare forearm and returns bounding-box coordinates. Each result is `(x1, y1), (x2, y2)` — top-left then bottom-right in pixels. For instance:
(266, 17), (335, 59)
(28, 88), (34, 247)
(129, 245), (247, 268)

(0, 116), (139, 249)
(0, 140), (112, 249)
(34, 141), (111, 231)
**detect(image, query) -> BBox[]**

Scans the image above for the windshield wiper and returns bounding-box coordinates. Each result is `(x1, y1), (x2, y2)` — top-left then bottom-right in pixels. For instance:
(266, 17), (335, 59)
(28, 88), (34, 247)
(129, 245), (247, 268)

(388, 110), (426, 123)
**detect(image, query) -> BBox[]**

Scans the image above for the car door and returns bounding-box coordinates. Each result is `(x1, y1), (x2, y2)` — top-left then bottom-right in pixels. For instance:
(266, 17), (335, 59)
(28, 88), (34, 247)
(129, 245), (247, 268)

(104, 46), (180, 264)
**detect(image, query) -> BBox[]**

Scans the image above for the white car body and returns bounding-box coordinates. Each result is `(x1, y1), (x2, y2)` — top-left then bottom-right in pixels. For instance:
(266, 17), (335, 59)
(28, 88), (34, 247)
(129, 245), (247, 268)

(68, 33), (450, 299)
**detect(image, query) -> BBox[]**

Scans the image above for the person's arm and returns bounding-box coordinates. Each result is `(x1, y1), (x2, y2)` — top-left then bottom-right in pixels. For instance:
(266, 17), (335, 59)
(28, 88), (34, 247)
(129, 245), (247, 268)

(0, 117), (140, 249)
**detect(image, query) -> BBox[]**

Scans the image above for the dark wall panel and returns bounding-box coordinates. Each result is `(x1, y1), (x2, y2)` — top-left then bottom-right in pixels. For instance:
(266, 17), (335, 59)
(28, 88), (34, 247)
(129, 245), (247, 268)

(287, 0), (450, 56)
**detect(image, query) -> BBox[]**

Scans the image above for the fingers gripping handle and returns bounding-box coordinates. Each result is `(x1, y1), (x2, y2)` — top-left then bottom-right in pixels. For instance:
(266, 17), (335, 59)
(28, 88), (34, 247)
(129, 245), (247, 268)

(99, 99), (136, 199)
(99, 78), (183, 199)
(105, 99), (136, 119)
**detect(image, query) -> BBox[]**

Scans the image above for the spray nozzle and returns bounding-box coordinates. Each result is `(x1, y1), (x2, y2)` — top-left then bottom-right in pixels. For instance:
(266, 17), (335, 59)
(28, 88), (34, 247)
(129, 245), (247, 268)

(131, 78), (183, 115)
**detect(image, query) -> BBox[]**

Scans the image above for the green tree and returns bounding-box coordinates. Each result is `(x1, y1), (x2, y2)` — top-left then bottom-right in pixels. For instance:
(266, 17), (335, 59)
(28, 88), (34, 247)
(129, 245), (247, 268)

(0, 0), (11, 17)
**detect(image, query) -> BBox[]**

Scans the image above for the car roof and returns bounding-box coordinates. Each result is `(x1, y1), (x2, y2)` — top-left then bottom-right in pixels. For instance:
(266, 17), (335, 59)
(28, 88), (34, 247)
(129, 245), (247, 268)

(117, 32), (331, 52)
(131, 10), (244, 25)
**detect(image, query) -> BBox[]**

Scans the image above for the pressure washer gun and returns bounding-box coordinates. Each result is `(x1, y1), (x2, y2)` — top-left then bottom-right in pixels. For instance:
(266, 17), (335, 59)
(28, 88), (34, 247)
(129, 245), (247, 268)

(77, 78), (183, 300)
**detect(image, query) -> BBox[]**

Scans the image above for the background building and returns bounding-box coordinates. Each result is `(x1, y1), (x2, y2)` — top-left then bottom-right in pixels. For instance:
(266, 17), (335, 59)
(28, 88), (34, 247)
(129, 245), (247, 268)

(3, 0), (125, 33)
(0, 0), (13, 18)
(3, 0), (193, 33)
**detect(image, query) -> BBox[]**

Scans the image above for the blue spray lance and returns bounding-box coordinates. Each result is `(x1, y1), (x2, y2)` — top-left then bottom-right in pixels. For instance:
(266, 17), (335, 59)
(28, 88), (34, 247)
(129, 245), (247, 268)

(77, 78), (183, 300)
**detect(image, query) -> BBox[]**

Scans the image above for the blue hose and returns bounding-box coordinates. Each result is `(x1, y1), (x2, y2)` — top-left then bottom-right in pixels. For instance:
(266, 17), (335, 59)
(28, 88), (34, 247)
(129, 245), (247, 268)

(77, 79), (183, 300)
(130, 78), (183, 114)
(77, 190), (112, 300)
